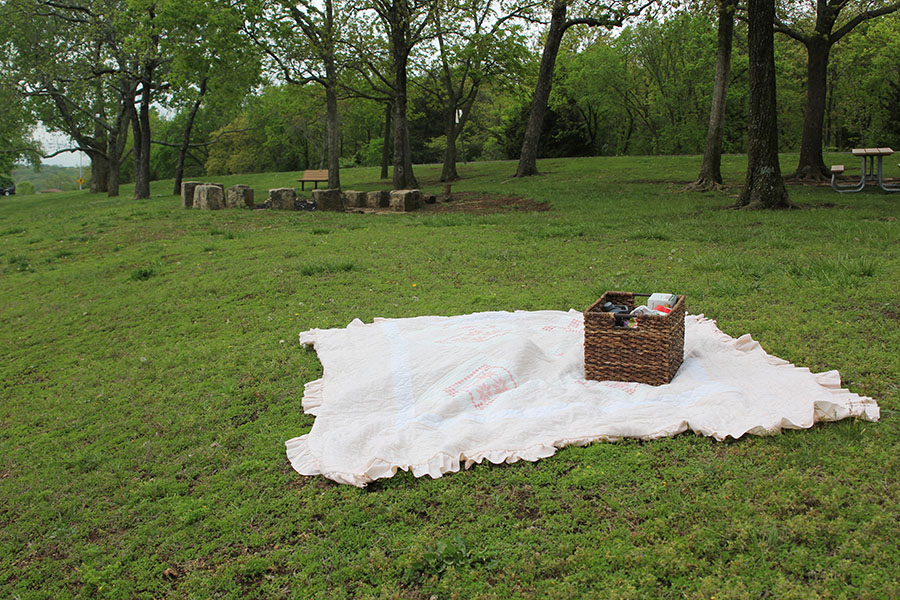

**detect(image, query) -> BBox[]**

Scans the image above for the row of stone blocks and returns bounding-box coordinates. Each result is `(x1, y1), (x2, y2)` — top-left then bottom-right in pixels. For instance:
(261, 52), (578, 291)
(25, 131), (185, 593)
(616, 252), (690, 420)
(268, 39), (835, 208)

(182, 181), (426, 212)
(182, 182), (253, 209)
(270, 188), (426, 212)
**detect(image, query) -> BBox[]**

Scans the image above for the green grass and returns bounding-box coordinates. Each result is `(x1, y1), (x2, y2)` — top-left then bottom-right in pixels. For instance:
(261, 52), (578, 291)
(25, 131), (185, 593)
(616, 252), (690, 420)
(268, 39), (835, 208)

(1, 154), (899, 599)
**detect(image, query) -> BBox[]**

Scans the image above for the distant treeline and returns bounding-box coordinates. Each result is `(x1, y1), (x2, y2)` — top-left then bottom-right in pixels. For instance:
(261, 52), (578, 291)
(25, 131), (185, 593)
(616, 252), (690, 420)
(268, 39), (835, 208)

(12, 166), (81, 194)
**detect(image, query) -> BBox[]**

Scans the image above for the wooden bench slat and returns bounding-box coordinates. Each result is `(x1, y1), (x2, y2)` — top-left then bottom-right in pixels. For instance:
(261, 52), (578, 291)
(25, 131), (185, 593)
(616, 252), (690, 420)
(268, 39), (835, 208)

(830, 165), (845, 173)
(296, 170), (329, 190)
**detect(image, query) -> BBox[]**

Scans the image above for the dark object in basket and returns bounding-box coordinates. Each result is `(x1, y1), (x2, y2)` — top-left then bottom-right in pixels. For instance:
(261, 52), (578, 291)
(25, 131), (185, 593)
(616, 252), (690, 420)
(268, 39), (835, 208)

(584, 291), (686, 386)
(600, 301), (631, 326)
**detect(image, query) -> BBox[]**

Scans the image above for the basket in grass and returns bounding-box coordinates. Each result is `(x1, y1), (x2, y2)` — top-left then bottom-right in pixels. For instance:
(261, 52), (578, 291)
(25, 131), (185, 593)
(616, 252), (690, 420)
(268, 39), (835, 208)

(584, 291), (686, 386)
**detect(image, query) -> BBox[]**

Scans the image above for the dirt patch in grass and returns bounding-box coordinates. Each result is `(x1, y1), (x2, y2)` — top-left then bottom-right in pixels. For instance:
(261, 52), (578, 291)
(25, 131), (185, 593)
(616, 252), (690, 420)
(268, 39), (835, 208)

(628, 179), (693, 185)
(348, 192), (550, 215)
(425, 192), (550, 214)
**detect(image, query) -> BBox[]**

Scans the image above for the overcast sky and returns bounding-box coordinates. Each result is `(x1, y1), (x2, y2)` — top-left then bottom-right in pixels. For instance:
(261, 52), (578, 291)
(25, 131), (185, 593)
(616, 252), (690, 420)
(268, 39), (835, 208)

(35, 125), (88, 169)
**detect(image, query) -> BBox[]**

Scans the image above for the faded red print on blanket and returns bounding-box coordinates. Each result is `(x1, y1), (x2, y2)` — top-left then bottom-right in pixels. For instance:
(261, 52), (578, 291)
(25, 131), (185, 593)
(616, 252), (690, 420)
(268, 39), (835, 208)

(436, 325), (508, 345)
(444, 365), (518, 409)
(542, 318), (583, 334)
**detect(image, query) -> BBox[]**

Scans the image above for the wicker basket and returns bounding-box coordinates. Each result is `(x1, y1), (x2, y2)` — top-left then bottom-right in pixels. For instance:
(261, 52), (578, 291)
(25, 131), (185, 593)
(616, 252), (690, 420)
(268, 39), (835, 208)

(584, 291), (686, 386)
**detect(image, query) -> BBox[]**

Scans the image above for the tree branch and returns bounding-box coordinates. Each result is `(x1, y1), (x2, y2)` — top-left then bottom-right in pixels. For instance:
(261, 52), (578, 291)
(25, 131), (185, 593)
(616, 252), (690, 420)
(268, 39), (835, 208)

(773, 17), (809, 44)
(832, 1), (900, 43)
(151, 127), (255, 149)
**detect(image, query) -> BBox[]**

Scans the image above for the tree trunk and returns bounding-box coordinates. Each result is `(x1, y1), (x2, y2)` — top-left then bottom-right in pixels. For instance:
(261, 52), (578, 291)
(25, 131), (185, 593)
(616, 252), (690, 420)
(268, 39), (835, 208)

(515, 0), (568, 178)
(391, 49), (417, 190)
(825, 62), (836, 147)
(130, 76), (152, 200)
(107, 97), (130, 198)
(736, 0), (792, 209)
(173, 77), (208, 196)
(325, 80), (341, 189)
(108, 156), (121, 198)
(380, 102), (391, 180)
(441, 106), (460, 182)
(686, 0), (735, 191)
(791, 37), (831, 180)
(90, 152), (109, 194)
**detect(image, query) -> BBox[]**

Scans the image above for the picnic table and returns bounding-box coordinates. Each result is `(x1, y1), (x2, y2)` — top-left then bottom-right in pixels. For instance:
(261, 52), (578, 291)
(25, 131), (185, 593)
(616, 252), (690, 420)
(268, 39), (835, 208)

(297, 170), (329, 191)
(831, 147), (899, 193)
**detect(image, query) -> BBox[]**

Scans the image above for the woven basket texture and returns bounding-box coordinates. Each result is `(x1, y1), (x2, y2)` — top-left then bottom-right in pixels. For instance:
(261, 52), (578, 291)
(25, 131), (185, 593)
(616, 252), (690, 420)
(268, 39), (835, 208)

(584, 291), (685, 386)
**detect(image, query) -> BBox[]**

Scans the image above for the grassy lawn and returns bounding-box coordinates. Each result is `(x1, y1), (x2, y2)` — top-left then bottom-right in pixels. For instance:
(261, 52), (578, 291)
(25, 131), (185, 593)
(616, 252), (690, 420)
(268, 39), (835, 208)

(1, 154), (898, 599)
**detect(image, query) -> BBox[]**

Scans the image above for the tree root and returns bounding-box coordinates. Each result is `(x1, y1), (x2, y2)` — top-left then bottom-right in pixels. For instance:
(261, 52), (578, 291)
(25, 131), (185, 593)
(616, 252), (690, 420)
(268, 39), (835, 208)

(681, 178), (729, 192)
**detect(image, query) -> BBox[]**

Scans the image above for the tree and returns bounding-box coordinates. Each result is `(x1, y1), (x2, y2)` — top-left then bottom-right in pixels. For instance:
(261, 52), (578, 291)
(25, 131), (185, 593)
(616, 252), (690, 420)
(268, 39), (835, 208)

(351, 0), (437, 189)
(418, 0), (531, 181)
(562, 34), (648, 155)
(0, 23), (39, 179)
(243, 0), (346, 190)
(775, 0), (900, 180)
(823, 12), (900, 148)
(514, 0), (647, 177)
(5, 0), (133, 196)
(686, 0), (737, 190)
(161, 2), (260, 194)
(735, 0), (792, 209)
(204, 85), (326, 175)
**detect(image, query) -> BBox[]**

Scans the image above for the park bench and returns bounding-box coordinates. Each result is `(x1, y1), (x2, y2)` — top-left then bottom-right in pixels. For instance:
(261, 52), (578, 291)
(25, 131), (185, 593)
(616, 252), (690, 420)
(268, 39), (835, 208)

(297, 170), (329, 190)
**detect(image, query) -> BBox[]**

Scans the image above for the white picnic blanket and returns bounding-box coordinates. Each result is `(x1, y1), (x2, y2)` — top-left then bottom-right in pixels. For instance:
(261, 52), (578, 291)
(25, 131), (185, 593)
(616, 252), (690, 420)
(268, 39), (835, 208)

(286, 310), (879, 487)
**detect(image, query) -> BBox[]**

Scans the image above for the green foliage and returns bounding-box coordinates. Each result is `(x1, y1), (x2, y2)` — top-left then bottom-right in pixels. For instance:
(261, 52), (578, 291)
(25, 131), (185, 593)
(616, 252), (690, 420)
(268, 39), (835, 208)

(829, 12), (900, 148)
(1, 156), (898, 599)
(15, 181), (36, 196)
(205, 86), (326, 175)
(0, 35), (38, 174)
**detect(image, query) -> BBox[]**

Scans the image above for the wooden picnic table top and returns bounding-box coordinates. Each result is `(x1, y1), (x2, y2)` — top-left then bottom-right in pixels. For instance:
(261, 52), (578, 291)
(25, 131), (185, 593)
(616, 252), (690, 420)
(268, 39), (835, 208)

(852, 147), (894, 156)
(297, 169), (329, 181)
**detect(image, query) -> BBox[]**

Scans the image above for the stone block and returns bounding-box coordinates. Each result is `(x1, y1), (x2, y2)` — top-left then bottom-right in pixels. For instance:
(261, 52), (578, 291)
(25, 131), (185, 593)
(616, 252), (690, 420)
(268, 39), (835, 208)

(343, 190), (367, 208)
(194, 184), (224, 210)
(268, 187), (297, 210)
(389, 189), (422, 212)
(181, 181), (202, 208)
(313, 188), (344, 211)
(366, 190), (390, 209)
(226, 184), (254, 208)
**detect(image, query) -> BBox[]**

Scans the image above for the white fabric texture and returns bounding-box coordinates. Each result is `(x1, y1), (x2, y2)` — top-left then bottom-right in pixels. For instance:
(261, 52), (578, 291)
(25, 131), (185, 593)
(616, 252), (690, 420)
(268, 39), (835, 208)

(286, 310), (879, 487)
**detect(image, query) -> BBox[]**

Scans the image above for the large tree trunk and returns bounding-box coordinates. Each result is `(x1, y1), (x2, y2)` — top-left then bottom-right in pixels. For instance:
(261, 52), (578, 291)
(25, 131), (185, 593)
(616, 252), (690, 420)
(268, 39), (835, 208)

(736, 0), (792, 209)
(380, 102), (391, 180)
(324, 60), (341, 190)
(686, 0), (735, 191)
(391, 49), (417, 189)
(90, 152), (109, 194)
(173, 77), (208, 196)
(792, 37), (831, 180)
(131, 76), (152, 200)
(107, 97), (130, 198)
(108, 157), (121, 198)
(441, 104), (460, 182)
(515, 0), (568, 177)
(325, 83), (341, 189)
